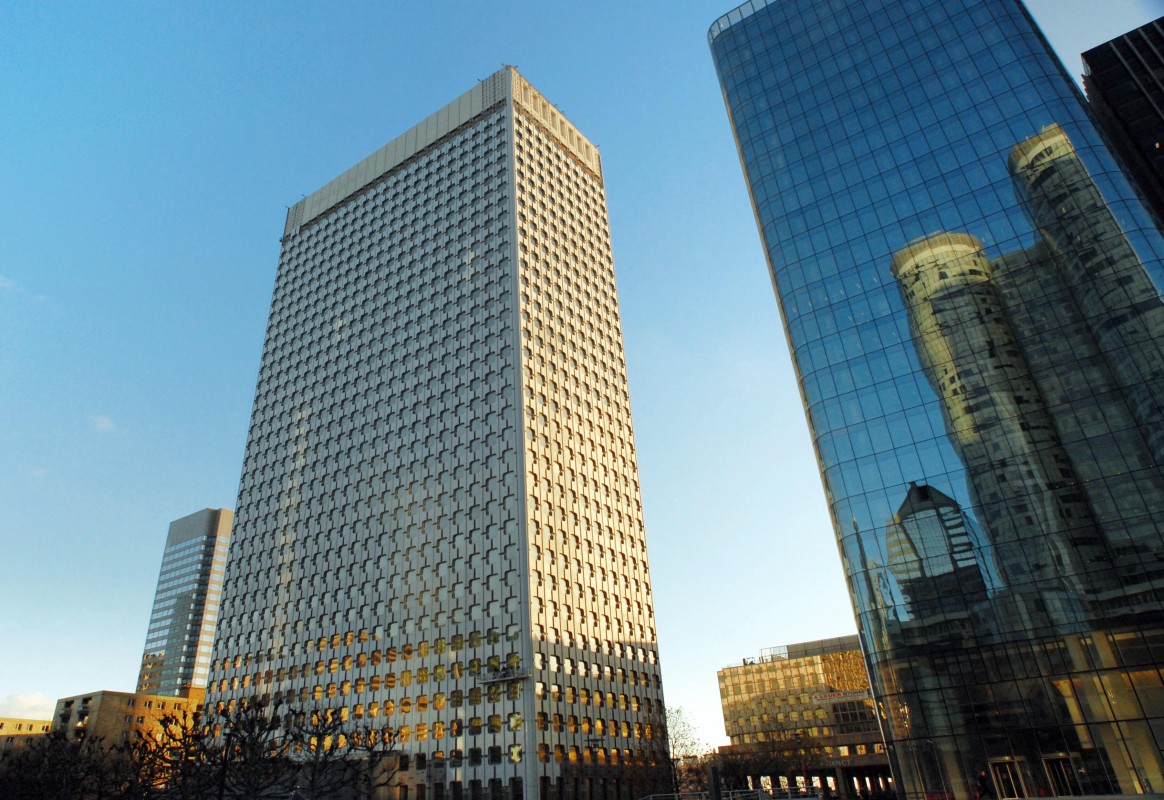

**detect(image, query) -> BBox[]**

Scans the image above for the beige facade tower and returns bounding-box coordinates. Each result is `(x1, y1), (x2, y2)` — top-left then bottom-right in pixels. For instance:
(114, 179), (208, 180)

(207, 68), (667, 800)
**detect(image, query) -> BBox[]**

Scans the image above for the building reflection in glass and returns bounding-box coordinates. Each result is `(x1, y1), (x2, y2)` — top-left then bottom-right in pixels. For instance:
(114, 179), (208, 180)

(880, 123), (1164, 798)
(710, 1), (1164, 797)
(883, 482), (999, 622)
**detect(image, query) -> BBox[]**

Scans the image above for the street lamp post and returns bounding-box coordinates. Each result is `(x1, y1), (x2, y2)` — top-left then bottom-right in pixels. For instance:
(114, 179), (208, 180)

(586, 737), (603, 800)
(792, 732), (808, 796)
(216, 725), (235, 800)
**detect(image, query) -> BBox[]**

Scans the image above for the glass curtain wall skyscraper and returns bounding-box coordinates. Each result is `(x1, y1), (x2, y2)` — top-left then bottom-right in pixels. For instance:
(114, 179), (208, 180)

(206, 68), (668, 800)
(711, 1), (1164, 797)
(137, 508), (233, 696)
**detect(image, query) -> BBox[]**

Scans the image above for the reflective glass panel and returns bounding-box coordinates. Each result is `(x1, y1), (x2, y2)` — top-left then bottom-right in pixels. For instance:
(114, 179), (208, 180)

(711, 0), (1164, 796)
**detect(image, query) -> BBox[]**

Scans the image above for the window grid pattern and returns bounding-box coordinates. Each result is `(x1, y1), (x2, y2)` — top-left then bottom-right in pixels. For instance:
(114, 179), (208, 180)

(137, 509), (232, 696)
(512, 91), (668, 795)
(718, 639), (881, 756)
(211, 103), (529, 789)
(711, 0), (1164, 797)
(207, 69), (668, 800)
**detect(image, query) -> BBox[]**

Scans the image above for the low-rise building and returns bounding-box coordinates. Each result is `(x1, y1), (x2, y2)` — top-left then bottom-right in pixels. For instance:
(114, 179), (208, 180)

(0, 717), (51, 753)
(718, 636), (891, 799)
(51, 690), (203, 745)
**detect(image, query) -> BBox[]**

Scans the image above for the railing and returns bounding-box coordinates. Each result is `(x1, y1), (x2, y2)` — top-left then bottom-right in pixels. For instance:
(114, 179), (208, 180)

(732, 791), (819, 800)
(638, 791), (821, 800)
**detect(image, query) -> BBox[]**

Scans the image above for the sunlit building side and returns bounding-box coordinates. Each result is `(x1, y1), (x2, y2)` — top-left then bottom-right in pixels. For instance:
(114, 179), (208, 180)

(0, 718), (51, 754)
(718, 637), (890, 799)
(51, 690), (203, 745)
(206, 68), (668, 800)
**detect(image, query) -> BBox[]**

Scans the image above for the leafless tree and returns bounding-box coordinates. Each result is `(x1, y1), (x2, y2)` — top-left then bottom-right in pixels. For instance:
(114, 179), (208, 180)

(620, 742), (676, 799)
(0, 730), (137, 800)
(666, 706), (714, 792)
(287, 707), (354, 800)
(346, 722), (402, 800)
(665, 706), (710, 760)
(215, 700), (292, 799)
(719, 735), (819, 794)
(128, 708), (219, 799)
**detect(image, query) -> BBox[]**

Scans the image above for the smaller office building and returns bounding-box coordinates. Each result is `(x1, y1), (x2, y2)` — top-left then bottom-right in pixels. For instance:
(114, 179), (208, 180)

(718, 636), (891, 799)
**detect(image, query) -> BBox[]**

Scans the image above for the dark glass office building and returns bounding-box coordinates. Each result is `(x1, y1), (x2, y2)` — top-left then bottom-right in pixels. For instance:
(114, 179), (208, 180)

(1083, 18), (1164, 225)
(710, 1), (1164, 797)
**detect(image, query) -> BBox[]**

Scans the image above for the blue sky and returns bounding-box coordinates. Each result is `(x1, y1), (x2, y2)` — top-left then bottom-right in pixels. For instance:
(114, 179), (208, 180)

(2, 0), (1161, 743)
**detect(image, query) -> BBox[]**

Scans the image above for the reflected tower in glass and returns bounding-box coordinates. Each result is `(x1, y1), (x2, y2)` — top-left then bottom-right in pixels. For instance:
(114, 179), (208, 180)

(710, 1), (1164, 797)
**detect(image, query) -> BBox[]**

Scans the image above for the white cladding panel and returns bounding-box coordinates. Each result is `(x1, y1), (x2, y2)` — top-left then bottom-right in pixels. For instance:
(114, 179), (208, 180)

(215, 68), (667, 800)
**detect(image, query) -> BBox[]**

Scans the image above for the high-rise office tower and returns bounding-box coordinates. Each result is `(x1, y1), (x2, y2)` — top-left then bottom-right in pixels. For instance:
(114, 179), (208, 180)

(1083, 18), (1164, 224)
(138, 508), (232, 697)
(711, 1), (1164, 797)
(207, 68), (667, 800)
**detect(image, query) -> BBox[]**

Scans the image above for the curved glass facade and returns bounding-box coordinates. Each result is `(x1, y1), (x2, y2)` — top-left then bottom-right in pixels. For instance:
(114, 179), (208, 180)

(710, 1), (1164, 797)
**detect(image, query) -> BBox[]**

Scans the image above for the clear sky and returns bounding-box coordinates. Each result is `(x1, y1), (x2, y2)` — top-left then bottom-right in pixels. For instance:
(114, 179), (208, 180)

(2, 0), (1161, 745)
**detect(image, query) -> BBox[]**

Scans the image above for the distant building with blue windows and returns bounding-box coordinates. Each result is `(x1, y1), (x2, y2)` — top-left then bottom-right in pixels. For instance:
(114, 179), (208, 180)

(137, 508), (232, 697)
(710, 1), (1164, 797)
